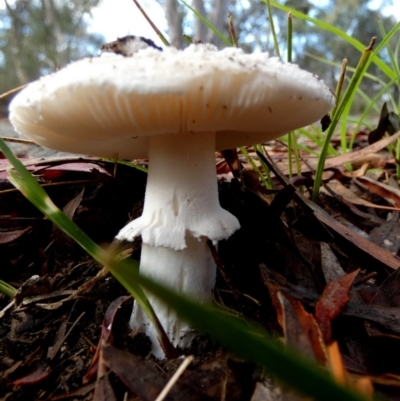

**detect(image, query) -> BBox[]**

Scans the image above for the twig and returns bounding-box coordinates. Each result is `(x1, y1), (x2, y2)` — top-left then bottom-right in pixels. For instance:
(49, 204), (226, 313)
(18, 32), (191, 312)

(0, 300), (15, 319)
(0, 136), (37, 146)
(131, 0), (170, 46)
(0, 85), (27, 100)
(155, 355), (194, 401)
(227, 14), (238, 47)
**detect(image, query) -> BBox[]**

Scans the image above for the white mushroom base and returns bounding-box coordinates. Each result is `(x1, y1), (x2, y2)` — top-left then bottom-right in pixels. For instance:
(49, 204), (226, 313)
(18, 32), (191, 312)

(116, 131), (240, 358)
(131, 237), (215, 358)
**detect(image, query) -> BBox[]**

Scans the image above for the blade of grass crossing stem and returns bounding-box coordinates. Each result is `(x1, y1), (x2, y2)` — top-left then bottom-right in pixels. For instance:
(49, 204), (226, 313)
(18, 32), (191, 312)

(266, 0), (280, 58)
(178, 0), (232, 46)
(0, 138), (370, 401)
(132, 272), (370, 401)
(268, 0), (396, 81)
(0, 137), (165, 344)
(312, 39), (376, 201)
(107, 255), (371, 401)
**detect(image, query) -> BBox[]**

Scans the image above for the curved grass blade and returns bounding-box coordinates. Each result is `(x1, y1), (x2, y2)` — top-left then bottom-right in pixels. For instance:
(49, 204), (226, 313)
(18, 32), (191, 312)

(0, 280), (17, 297)
(266, 0), (281, 58)
(0, 138), (371, 401)
(131, 268), (371, 401)
(312, 38), (376, 201)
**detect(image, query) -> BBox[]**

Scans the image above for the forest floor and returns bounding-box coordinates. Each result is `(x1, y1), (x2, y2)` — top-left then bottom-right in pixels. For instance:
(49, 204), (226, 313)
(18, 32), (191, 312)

(1, 119), (400, 401)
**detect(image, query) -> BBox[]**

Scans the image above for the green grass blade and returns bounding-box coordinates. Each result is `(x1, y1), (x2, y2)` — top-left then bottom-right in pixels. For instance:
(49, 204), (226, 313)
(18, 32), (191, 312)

(287, 12), (292, 63)
(100, 157), (148, 173)
(267, 0), (397, 81)
(240, 146), (272, 189)
(0, 139), (371, 401)
(304, 51), (392, 88)
(312, 39), (375, 201)
(266, 0), (281, 58)
(253, 144), (274, 188)
(0, 280), (17, 297)
(133, 270), (370, 401)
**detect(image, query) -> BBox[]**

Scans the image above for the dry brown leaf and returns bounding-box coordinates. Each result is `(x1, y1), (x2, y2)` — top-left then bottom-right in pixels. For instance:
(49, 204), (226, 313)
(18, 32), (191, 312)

(341, 162), (369, 178)
(322, 180), (400, 211)
(355, 176), (400, 208)
(315, 270), (360, 343)
(320, 130), (400, 169)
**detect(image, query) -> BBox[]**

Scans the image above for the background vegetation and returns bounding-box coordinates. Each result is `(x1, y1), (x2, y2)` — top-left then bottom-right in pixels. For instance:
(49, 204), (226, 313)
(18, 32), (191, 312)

(0, 0), (397, 91)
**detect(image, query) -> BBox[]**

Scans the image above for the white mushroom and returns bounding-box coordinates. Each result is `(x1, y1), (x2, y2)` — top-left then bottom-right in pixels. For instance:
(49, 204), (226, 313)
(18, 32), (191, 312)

(9, 43), (335, 358)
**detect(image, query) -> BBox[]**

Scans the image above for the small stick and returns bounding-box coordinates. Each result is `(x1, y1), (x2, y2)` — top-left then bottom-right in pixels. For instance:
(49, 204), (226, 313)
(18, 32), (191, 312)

(1, 136), (37, 146)
(0, 300), (15, 319)
(227, 14), (238, 47)
(0, 84), (27, 100)
(154, 355), (194, 401)
(131, 0), (170, 46)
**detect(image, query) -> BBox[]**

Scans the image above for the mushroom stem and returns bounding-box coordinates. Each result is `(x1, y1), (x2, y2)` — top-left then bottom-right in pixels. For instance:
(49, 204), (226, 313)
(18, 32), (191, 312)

(117, 131), (240, 357)
(131, 237), (215, 358)
(117, 132), (240, 249)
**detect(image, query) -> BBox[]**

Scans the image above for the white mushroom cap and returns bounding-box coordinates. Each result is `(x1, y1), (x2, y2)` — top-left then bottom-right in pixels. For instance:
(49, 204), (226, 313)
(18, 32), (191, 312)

(9, 44), (334, 158)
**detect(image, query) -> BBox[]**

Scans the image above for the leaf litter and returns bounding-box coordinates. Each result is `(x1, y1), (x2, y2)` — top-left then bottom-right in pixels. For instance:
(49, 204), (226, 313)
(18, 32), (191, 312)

(1, 128), (400, 400)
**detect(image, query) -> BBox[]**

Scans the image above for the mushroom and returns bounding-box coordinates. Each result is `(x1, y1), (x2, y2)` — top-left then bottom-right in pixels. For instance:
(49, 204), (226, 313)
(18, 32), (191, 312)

(9, 43), (335, 358)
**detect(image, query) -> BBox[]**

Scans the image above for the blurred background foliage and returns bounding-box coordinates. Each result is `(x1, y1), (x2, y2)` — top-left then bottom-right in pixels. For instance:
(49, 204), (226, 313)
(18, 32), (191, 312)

(0, 0), (103, 98)
(0, 0), (398, 114)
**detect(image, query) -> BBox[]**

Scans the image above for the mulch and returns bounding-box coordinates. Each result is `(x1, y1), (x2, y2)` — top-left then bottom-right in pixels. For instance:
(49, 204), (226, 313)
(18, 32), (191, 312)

(1, 135), (400, 400)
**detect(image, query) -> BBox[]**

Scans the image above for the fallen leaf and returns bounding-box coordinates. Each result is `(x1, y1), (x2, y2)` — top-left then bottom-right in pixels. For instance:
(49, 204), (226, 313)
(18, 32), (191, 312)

(297, 193), (400, 271)
(368, 103), (400, 144)
(320, 130), (400, 169)
(284, 296), (327, 365)
(315, 270), (360, 343)
(182, 355), (255, 401)
(322, 180), (400, 212)
(341, 162), (369, 178)
(355, 176), (400, 208)
(101, 344), (213, 401)
(369, 213), (400, 254)
(250, 381), (281, 401)
(0, 226), (32, 244)
(371, 268), (400, 307)
(83, 295), (131, 384)
(12, 363), (51, 386)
